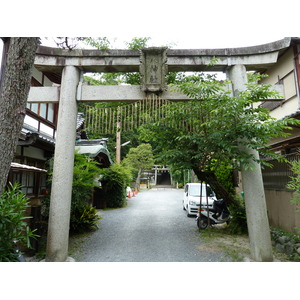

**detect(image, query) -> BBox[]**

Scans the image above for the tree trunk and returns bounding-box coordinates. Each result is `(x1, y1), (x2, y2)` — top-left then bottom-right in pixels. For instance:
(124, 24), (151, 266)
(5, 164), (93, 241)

(0, 37), (39, 194)
(192, 167), (238, 207)
(135, 169), (142, 191)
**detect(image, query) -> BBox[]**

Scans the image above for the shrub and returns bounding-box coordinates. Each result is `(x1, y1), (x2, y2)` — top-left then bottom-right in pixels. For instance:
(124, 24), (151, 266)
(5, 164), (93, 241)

(99, 164), (132, 208)
(43, 152), (102, 233)
(287, 155), (300, 233)
(0, 183), (38, 261)
(287, 157), (300, 209)
(70, 206), (101, 233)
(227, 197), (248, 235)
(70, 153), (102, 233)
(177, 183), (184, 189)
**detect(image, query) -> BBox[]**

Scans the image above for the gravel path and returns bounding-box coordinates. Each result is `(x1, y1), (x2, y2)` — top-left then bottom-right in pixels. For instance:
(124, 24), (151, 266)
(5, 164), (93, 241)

(72, 188), (231, 262)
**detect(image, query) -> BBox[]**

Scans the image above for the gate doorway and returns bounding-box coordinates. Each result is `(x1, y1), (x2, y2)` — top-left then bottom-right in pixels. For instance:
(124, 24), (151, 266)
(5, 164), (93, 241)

(156, 171), (171, 185)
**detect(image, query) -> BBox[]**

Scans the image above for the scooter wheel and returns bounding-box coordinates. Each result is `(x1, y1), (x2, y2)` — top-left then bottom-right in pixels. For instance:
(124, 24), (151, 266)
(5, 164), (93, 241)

(197, 217), (208, 230)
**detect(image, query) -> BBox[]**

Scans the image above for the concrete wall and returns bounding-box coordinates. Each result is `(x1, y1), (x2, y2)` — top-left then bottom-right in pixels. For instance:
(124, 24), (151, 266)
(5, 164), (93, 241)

(265, 189), (300, 232)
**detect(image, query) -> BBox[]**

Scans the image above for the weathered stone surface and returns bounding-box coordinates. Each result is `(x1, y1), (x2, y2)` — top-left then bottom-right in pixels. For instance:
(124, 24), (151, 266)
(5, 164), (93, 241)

(34, 38), (294, 74)
(28, 86), (60, 103)
(28, 83), (283, 103)
(46, 66), (80, 262)
(140, 47), (168, 94)
(276, 243), (286, 253)
(278, 236), (287, 244)
(285, 244), (294, 255)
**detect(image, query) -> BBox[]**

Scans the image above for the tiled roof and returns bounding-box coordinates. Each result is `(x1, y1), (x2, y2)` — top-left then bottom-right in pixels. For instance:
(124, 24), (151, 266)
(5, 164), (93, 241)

(21, 123), (55, 144)
(75, 139), (113, 165)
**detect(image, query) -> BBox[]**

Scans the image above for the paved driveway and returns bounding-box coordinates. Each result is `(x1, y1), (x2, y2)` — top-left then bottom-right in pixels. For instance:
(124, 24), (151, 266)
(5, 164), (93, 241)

(73, 188), (230, 262)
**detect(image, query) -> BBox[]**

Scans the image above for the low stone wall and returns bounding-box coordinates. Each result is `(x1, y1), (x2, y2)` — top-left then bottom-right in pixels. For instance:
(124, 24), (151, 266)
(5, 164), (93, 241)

(271, 230), (300, 260)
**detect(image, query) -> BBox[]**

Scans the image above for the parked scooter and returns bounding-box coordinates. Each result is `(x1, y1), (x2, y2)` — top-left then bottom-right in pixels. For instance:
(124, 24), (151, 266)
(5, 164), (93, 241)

(196, 198), (230, 230)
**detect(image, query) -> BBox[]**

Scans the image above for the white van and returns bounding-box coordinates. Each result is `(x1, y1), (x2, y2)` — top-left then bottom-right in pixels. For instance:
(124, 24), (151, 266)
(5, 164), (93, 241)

(183, 183), (217, 217)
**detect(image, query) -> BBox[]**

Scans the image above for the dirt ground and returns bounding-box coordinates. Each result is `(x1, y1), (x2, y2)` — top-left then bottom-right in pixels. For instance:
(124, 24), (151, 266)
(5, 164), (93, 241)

(197, 226), (290, 262)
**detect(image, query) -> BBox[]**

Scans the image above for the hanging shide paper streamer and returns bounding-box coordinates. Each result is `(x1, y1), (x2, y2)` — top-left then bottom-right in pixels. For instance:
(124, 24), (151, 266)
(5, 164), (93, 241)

(84, 95), (199, 135)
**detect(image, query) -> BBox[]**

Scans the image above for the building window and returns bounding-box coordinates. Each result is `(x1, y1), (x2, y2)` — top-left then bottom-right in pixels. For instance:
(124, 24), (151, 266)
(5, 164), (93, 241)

(21, 172), (35, 195)
(48, 104), (54, 122)
(40, 103), (47, 119)
(11, 170), (47, 196)
(39, 173), (47, 195)
(26, 103), (55, 123)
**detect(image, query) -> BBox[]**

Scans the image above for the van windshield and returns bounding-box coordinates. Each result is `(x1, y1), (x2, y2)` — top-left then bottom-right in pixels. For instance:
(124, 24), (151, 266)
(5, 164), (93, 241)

(189, 185), (215, 197)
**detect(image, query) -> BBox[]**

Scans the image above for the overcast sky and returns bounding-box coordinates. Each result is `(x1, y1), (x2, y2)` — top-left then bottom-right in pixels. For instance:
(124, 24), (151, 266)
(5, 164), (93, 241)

(1, 0), (297, 50)
(0, 1), (296, 86)
(40, 35), (287, 50)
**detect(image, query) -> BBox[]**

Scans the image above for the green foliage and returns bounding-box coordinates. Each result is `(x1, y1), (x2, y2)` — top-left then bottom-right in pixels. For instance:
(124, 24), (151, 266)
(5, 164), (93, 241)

(287, 156), (300, 212)
(211, 161), (235, 195)
(70, 153), (102, 232)
(125, 37), (151, 50)
(138, 71), (298, 206)
(83, 37), (111, 49)
(99, 164), (132, 208)
(122, 143), (155, 189)
(227, 198), (248, 235)
(0, 182), (38, 261)
(44, 152), (102, 233)
(123, 143), (155, 172)
(72, 152), (101, 203)
(70, 206), (101, 233)
(286, 154), (300, 233)
(140, 72), (298, 172)
(169, 168), (185, 186)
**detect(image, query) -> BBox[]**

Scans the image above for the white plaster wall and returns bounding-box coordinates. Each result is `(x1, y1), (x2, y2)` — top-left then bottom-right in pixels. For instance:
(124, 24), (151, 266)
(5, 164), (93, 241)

(260, 48), (298, 120)
(32, 66), (54, 87)
(270, 96), (299, 119)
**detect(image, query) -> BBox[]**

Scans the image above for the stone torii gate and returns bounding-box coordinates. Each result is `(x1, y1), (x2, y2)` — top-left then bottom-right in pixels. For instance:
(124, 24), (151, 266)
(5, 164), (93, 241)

(28, 38), (292, 262)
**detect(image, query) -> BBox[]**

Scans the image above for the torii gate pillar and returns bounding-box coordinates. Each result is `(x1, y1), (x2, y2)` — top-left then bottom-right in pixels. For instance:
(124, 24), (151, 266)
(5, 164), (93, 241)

(46, 66), (80, 262)
(228, 64), (273, 262)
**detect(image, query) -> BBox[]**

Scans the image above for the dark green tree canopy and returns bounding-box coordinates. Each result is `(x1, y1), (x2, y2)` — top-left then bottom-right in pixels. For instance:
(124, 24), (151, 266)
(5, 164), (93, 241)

(140, 73), (297, 171)
(138, 72), (299, 204)
(123, 143), (155, 172)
